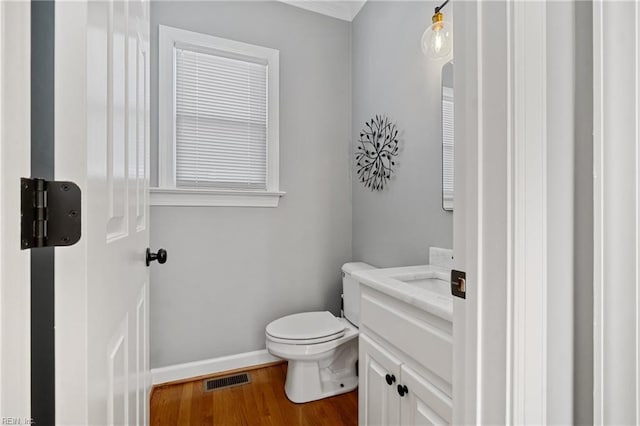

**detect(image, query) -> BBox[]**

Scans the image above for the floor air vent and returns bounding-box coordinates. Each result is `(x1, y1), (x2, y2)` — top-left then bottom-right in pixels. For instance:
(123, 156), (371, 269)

(203, 372), (251, 392)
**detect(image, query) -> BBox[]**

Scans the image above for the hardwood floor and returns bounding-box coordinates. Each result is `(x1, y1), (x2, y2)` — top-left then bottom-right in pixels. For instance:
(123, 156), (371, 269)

(150, 363), (358, 425)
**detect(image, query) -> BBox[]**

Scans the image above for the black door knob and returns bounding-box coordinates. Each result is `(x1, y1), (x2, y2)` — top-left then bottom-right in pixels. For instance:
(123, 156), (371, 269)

(385, 374), (396, 385)
(397, 384), (408, 397)
(146, 248), (167, 266)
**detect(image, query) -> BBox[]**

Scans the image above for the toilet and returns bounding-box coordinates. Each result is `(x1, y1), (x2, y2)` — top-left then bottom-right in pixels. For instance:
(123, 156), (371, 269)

(265, 262), (375, 403)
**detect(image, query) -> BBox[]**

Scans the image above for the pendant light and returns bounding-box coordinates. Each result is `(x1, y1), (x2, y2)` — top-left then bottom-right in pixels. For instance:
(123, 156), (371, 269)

(421, 0), (453, 60)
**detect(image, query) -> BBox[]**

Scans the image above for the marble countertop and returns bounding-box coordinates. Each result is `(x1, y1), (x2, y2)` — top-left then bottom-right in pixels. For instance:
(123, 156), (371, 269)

(353, 264), (453, 322)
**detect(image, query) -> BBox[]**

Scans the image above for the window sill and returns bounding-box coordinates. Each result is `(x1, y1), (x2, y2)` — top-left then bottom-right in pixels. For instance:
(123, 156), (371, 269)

(150, 188), (286, 207)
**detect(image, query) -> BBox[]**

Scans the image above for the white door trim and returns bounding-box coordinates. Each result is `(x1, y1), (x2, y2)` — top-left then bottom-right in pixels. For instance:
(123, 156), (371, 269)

(593, 1), (640, 423)
(0, 0), (31, 419)
(454, 1), (553, 423)
(511, 1), (548, 423)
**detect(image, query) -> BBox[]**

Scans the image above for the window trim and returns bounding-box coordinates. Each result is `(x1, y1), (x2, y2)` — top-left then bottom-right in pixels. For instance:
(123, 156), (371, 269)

(156, 25), (283, 207)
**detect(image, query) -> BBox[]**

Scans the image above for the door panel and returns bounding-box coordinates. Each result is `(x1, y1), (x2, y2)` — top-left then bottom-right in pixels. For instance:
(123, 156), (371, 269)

(135, 284), (148, 425)
(135, 31), (148, 232)
(107, 0), (128, 240)
(55, 0), (150, 423)
(107, 317), (128, 426)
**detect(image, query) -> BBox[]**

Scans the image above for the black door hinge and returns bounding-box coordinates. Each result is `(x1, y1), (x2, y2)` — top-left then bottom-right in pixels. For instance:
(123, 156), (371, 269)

(21, 178), (81, 249)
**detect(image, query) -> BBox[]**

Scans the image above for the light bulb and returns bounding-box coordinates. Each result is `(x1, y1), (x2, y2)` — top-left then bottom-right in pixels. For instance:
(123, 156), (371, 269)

(433, 31), (444, 52)
(421, 18), (453, 60)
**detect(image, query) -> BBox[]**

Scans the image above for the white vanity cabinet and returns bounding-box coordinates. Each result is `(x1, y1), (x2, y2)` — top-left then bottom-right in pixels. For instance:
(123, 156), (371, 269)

(400, 364), (451, 425)
(358, 284), (453, 426)
(359, 334), (402, 425)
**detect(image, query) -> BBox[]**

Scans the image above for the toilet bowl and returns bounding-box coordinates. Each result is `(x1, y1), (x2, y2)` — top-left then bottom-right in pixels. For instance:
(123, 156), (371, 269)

(265, 262), (375, 404)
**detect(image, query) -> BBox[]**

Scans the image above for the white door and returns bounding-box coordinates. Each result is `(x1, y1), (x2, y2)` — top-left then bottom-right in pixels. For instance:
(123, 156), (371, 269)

(359, 334), (402, 426)
(54, 1), (151, 424)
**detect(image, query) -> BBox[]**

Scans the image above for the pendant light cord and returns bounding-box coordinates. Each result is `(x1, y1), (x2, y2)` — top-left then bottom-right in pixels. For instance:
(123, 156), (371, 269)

(435, 0), (450, 14)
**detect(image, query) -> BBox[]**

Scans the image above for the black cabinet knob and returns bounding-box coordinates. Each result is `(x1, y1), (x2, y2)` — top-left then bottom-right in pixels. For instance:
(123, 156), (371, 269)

(385, 374), (396, 385)
(146, 248), (167, 266)
(397, 384), (408, 397)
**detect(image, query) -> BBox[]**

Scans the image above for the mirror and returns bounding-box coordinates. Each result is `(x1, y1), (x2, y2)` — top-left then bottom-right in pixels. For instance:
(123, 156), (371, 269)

(441, 61), (454, 211)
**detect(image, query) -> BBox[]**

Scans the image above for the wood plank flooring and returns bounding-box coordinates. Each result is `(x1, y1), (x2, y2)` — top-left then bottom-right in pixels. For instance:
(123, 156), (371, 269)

(150, 362), (358, 425)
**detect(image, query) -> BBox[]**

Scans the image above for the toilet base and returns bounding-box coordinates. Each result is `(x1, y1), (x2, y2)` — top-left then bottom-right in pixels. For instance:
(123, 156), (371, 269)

(283, 338), (358, 403)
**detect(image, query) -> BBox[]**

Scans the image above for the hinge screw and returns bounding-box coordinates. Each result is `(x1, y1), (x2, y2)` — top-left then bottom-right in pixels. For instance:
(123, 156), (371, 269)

(68, 210), (78, 218)
(61, 236), (70, 243)
(60, 184), (70, 192)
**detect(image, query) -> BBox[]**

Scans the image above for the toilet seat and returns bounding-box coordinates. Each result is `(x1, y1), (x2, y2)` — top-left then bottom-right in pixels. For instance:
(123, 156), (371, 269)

(266, 319), (358, 358)
(266, 311), (345, 345)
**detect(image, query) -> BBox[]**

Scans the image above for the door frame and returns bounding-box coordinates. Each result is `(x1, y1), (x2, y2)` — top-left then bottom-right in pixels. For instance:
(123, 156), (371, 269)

(453, 1), (564, 423)
(0, 0), (32, 419)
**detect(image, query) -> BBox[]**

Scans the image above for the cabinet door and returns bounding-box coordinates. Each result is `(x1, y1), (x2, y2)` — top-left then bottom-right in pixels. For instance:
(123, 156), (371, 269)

(359, 334), (402, 426)
(400, 365), (452, 425)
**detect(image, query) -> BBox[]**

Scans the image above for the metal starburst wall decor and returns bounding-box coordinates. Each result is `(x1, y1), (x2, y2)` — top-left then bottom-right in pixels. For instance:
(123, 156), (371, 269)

(356, 115), (400, 191)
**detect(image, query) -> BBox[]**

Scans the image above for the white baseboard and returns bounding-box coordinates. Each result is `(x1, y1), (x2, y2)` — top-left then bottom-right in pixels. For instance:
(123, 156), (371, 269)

(151, 349), (281, 385)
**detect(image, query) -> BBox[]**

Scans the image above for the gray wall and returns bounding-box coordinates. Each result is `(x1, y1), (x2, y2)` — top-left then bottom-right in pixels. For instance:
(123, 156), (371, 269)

(351, 1), (453, 268)
(149, 1), (352, 368)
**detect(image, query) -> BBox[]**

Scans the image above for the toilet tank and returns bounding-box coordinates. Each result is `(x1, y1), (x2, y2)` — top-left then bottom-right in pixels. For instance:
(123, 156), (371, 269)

(342, 262), (376, 327)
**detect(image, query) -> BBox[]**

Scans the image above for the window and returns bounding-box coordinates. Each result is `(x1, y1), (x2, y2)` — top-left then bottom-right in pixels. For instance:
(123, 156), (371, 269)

(154, 25), (283, 207)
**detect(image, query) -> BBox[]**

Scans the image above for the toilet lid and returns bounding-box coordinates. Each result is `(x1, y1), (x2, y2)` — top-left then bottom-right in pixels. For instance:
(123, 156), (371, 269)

(266, 311), (345, 342)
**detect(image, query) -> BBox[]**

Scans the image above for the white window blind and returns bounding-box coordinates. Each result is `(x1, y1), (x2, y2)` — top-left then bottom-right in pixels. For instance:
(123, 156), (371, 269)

(175, 45), (268, 190)
(442, 86), (454, 210)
